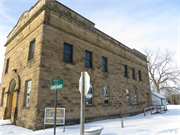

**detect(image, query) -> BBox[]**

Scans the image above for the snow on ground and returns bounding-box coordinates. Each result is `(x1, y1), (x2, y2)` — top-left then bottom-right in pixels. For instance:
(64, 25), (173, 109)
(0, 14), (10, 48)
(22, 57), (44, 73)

(0, 105), (179, 135)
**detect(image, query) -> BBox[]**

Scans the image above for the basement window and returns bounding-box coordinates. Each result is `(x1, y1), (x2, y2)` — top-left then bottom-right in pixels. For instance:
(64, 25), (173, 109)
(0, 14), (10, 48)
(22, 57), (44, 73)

(86, 85), (93, 105)
(104, 86), (109, 105)
(25, 80), (32, 107)
(134, 90), (137, 104)
(126, 89), (130, 105)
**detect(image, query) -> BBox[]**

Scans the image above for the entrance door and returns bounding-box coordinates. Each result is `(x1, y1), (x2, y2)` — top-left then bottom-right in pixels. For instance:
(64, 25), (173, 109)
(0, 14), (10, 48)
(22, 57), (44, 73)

(11, 84), (16, 113)
(4, 82), (16, 119)
(147, 93), (150, 107)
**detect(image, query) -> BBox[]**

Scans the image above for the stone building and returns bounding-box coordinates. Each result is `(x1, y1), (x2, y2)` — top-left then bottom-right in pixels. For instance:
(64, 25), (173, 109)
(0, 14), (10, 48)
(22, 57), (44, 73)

(0, 0), (151, 130)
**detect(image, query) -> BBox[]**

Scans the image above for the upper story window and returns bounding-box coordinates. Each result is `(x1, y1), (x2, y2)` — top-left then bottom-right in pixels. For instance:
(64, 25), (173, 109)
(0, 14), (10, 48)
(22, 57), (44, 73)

(104, 86), (109, 105)
(138, 70), (141, 81)
(28, 40), (35, 60)
(126, 89), (130, 105)
(86, 85), (93, 105)
(85, 51), (92, 68)
(5, 58), (10, 73)
(102, 57), (107, 72)
(124, 65), (128, 77)
(25, 80), (32, 107)
(134, 90), (137, 104)
(63, 43), (73, 62)
(132, 68), (135, 79)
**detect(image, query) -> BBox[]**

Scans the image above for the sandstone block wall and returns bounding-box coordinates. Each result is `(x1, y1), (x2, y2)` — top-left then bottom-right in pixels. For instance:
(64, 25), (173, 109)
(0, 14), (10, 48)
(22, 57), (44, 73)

(0, 10), (45, 129)
(0, 0), (151, 130)
(35, 5), (151, 129)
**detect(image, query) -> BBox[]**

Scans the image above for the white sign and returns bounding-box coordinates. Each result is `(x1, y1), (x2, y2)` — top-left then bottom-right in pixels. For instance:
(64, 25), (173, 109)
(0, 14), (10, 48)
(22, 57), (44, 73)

(79, 71), (90, 95)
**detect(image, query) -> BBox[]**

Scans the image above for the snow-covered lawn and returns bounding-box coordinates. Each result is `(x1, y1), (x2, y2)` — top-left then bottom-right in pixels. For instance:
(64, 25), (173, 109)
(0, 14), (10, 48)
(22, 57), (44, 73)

(0, 105), (179, 135)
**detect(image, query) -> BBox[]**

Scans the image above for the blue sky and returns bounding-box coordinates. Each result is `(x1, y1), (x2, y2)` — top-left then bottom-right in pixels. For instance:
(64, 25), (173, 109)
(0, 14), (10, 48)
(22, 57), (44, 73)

(0, 0), (179, 82)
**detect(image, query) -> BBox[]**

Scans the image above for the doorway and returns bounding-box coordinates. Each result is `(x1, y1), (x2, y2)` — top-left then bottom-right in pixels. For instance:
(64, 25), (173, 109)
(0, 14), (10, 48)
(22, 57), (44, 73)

(147, 93), (150, 107)
(4, 80), (16, 119)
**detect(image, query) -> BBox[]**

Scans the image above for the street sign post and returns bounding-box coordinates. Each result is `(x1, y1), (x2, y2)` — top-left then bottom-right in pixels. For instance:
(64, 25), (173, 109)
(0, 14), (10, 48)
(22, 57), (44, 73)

(51, 84), (63, 90)
(79, 72), (90, 135)
(52, 78), (63, 85)
(50, 78), (63, 135)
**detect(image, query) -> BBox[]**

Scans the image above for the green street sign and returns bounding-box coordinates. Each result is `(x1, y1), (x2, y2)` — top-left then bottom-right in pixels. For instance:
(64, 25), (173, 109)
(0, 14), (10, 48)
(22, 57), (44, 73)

(52, 78), (63, 85)
(51, 84), (63, 90)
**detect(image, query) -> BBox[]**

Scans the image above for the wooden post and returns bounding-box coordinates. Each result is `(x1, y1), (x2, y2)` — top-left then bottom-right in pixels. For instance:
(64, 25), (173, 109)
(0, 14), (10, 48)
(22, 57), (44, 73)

(121, 118), (124, 128)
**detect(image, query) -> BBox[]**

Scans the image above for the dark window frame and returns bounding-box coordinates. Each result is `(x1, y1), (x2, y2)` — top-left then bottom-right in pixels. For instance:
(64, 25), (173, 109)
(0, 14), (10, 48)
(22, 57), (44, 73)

(28, 40), (35, 61)
(5, 58), (10, 73)
(132, 68), (135, 79)
(63, 43), (73, 63)
(124, 65), (128, 77)
(85, 50), (92, 68)
(102, 57), (107, 72)
(138, 70), (142, 81)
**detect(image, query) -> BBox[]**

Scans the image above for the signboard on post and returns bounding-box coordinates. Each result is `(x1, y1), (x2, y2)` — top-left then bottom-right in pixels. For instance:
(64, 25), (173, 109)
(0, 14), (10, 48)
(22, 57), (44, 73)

(44, 108), (65, 125)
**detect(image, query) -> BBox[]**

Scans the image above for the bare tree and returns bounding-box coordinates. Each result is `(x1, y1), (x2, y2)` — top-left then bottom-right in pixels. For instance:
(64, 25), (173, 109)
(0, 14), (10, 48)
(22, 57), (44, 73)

(144, 48), (180, 94)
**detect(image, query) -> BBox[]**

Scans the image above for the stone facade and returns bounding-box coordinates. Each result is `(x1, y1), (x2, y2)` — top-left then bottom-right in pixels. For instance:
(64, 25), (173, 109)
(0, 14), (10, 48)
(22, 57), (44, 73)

(0, 0), (151, 130)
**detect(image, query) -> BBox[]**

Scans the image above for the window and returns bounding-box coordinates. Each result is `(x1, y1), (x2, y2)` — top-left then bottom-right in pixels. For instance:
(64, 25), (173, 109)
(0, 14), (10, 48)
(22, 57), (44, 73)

(126, 89), (130, 105)
(124, 65), (128, 77)
(138, 70), (141, 81)
(102, 57), (107, 72)
(132, 68), (135, 79)
(86, 85), (93, 105)
(1, 88), (5, 106)
(104, 86), (109, 105)
(63, 43), (73, 62)
(25, 80), (32, 107)
(5, 58), (10, 73)
(134, 90), (137, 104)
(85, 51), (92, 68)
(28, 40), (35, 60)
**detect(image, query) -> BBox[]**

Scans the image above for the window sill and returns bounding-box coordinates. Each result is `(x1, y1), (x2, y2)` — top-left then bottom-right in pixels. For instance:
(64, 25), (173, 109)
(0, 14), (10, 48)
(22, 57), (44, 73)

(86, 104), (94, 107)
(27, 58), (34, 62)
(22, 107), (30, 109)
(102, 70), (108, 73)
(85, 66), (93, 68)
(63, 60), (75, 65)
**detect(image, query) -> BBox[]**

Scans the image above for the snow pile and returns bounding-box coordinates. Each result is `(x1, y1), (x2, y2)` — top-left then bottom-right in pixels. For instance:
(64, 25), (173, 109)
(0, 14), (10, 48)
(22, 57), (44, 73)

(0, 105), (179, 135)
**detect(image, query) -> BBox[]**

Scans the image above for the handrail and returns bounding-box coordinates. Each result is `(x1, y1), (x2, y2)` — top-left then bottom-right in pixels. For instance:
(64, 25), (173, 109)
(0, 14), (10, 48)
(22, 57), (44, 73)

(144, 106), (155, 116)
